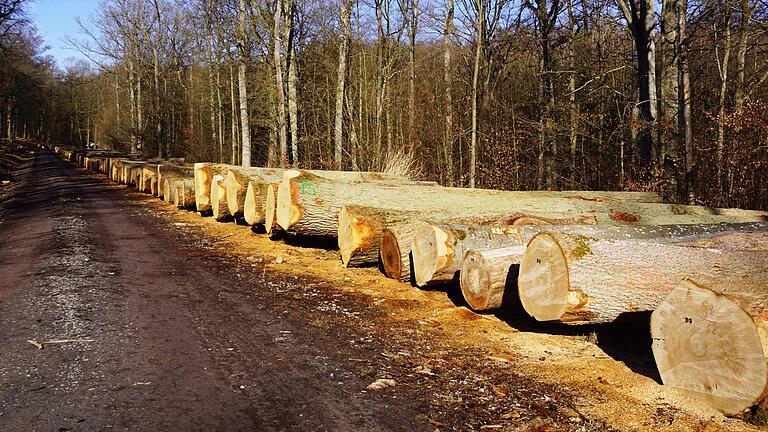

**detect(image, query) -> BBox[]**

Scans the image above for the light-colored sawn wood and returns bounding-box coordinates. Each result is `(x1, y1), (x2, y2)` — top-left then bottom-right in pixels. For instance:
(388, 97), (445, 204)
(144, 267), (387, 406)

(651, 279), (768, 416)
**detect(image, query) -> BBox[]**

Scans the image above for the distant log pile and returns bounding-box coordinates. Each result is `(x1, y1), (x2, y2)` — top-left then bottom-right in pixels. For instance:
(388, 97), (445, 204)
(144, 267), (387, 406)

(60, 147), (768, 416)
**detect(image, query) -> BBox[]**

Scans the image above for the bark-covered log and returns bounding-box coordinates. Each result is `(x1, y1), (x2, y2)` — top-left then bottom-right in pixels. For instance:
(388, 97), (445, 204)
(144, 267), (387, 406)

(460, 246), (526, 311)
(157, 164), (194, 199)
(517, 231), (768, 324)
(277, 176), (744, 238)
(338, 206), (423, 267)
(140, 164), (159, 193)
(224, 167), (284, 218)
(193, 163), (229, 213)
(415, 221), (768, 287)
(651, 279), (768, 415)
(337, 206), (555, 268)
(380, 223), (422, 283)
(174, 178), (196, 209)
(210, 174), (232, 221)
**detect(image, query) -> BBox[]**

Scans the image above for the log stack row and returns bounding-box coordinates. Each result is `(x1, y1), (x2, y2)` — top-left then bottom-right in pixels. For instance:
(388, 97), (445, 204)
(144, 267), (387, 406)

(63, 150), (768, 417)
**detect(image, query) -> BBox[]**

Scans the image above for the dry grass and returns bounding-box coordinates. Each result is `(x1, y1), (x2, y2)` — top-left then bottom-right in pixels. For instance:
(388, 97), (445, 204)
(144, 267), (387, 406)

(382, 148), (424, 180)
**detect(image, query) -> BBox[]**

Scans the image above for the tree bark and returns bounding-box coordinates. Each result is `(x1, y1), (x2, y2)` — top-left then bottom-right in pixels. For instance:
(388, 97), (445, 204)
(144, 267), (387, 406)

(518, 231), (768, 324)
(716, 8), (732, 192)
(238, 0), (252, 168)
(468, 0), (484, 188)
(443, 0), (455, 186)
(333, 0), (352, 169)
(651, 279), (768, 415)
(224, 167), (284, 218)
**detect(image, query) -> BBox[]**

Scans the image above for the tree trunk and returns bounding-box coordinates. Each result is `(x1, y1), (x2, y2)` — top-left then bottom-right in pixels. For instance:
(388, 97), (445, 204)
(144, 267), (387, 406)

(238, 0), (252, 168)
(174, 178), (196, 209)
(287, 0), (299, 165)
(380, 223), (421, 283)
(210, 174), (232, 221)
(274, 0), (288, 165)
(677, 0), (693, 203)
(651, 279), (768, 416)
(443, 0), (455, 186)
(193, 162), (229, 213)
(333, 0), (352, 169)
(460, 246), (526, 311)
(468, 0), (484, 188)
(660, 0), (680, 195)
(412, 222), (529, 286)
(518, 231), (768, 324)
(338, 206), (423, 267)
(224, 167), (284, 218)
(717, 11), (732, 192)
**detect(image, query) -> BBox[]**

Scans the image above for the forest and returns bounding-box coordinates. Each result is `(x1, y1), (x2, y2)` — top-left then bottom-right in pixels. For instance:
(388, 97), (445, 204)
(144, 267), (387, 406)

(1, 0), (767, 209)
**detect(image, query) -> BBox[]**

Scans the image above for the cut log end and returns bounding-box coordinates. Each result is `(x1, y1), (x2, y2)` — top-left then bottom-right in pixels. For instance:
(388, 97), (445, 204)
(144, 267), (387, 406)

(162, 178), (172, 203)
(276, 179), (301, 230)
(517, 233), (570, 321)
(210, 174), (230, 221)
(243, 182), (261, 225)
(194, 163), (212, 212)
(460, 250), (493, 310)
(225, 170), (245, 217)
(338, 206), (376, 267)
(651, 279), (768, 416)
(264, 184), (278, 233)
(380, 229), (404, 281)
(412, 223), (452, 287)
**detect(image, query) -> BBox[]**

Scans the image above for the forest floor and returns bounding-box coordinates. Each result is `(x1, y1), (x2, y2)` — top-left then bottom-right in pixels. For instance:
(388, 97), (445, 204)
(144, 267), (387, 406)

(0, 151), (764, 431)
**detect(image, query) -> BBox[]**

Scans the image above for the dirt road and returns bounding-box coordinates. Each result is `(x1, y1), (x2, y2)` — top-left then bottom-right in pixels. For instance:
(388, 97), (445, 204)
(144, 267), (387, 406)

(0, 152), (761, 432)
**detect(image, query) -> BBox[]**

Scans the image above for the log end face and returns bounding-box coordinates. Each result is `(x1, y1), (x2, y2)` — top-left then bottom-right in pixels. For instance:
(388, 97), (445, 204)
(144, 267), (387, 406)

(651, 279), (768, 416)
(194, 163), (212, 212)
(211, 175), (229, 221)
(338, 206), (372, 267)
(265, 184), (278, 233)
(163, 179), (171, 203)
(380, 229), (403, 280)
(225, 171), (244, 216)
(243, 182), (260, 225)
(518, 233), (569, 321)
(460, 250), (491, 311)
(412, 223), (451, 287)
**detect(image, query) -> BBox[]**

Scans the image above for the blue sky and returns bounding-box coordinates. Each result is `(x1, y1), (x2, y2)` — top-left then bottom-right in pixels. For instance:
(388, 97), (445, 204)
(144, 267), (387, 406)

(30, 0), (101, 67)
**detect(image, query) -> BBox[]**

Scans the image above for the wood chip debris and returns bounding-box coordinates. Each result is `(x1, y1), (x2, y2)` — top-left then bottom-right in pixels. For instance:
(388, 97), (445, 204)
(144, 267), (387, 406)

(27, 338), (95, 349)
(366, 378), (396, 390)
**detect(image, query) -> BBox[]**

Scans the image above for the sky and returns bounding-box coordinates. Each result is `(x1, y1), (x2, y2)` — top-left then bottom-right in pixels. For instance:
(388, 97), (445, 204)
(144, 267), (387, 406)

(30, 0), (101, 68)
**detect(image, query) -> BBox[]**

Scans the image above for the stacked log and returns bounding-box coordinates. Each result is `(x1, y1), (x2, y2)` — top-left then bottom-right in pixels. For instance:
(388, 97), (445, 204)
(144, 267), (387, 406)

(458, 222), (768, 311)
(210, 174), (232, 221)
(380, 224), (422, 283)
(140, 164), (159, 193)
(193, 163), (229, 213)
(157, 164), (194, 200)
(223, 167), (284, 218)
(174, 178), (196, 209)
(651, 279), (768, 415)
(516, 231), (768, 324)
(277, 176), (752, 240)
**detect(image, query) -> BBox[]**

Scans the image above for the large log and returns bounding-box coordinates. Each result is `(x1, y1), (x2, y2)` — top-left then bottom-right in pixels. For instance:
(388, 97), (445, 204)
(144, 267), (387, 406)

(338, 205), (556, 268)
(140, 164), (159, 193)
(460, 246), (527, 310)
(277, 176), (754, 238)
(458, 222), (768, 311)
(174, 178), (196, 209)
(338, 206), (422, 267)
(413, 220), (768, 288)
(224, 167), (284, 218)
(380, 223), (422, 283)
(157, 164), (194, 199)
(210, 174), (232, 221)
(276, 170), (424, 236)
(193, 163), (229, 213)
(517, 231), (768, 324)
(651, 279), (768, 415)
(243, 181), (278, 227)
(412, 222), (532, 287)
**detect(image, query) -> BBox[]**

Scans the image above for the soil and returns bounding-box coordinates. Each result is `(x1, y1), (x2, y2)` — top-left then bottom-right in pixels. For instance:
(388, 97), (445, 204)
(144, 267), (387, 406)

(0, 151), (763, 431)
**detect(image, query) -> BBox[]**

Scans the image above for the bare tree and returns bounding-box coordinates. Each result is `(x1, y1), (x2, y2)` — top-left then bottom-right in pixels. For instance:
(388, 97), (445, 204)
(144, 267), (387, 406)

(333, 0), (352, 169)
